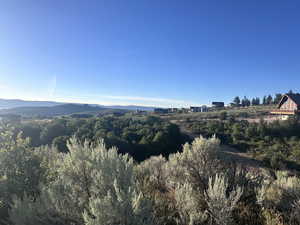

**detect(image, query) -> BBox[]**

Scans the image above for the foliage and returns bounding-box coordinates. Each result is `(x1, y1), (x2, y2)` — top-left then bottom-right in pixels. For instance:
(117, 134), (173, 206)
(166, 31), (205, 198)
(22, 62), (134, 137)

(186, 117), (300, 169)
(205, 174), (243, 225)
(2, 114), (300, 225)
(1, 115), (185, 161)
(84, 183), (154, 225)
(174, 183), (207, 225)
(7, 137), (154, 225)
(166, 135), (221, 189)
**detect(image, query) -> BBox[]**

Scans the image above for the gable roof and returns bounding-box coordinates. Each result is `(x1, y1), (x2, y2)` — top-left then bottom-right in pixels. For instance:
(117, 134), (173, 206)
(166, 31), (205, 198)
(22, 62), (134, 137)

(278, 93), (300, 108)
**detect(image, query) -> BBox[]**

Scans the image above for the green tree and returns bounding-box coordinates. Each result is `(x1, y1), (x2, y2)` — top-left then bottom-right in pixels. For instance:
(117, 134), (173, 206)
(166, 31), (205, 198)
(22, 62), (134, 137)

(251, 97), (260, 106)
(263, 96), (267, 105)
(274, 93), (282, 104)
(267, 95), (273, 105)
(256, 97), (261, 105)
(233, 96), (241, 106)
(241, 96), (251, 107)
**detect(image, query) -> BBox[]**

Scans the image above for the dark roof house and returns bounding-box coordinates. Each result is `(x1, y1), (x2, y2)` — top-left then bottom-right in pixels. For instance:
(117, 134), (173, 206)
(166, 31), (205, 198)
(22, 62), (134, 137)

(271, 93), (300, 115)
(212, 102), (225, 108)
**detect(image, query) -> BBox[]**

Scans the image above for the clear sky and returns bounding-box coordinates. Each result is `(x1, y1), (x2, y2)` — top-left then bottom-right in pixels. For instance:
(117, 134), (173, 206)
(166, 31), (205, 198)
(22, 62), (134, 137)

(1, 0), (300, 107)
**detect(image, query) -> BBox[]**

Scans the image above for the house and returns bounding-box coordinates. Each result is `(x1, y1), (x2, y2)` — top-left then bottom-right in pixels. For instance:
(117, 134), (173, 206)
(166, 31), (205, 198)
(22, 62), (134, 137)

(190, 106), (208, 113)
(212, 102), (225, 108)
(201, 105), (208, 112)
(167, 108), (179, 113)
(180, 108), (189, 113)
(190, 106), (202, 112)
(271, 93), (300, 116)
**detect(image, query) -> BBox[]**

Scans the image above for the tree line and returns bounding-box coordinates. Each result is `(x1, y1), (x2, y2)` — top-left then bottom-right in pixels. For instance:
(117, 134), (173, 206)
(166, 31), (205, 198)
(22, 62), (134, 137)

(232, 94), (282, 107)
(231, 90), (298, 107)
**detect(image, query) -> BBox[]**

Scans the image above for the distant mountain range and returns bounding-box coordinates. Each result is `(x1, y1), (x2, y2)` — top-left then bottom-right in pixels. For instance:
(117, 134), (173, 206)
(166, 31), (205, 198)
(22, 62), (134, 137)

(0, 104), (130, 118)
(0, 99), (62, 109)
(0, 98), (155, 118)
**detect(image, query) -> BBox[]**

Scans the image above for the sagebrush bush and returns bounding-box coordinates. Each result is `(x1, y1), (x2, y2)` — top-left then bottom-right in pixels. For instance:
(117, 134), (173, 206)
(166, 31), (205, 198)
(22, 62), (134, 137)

(174, 183), (207, 225)
(166, 135), (221, 190)
(84, 181), (154, 225)
(8, 137), (154, 225)
(205, 174), (243, 225)
(4, 133), (300, 225)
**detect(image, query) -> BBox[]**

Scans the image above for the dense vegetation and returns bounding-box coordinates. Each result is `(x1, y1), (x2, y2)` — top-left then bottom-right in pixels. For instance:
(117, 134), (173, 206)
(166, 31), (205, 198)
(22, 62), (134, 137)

(2, 132), (300, 225)
(1, 115), (186, 161)
(186, 116), (300, 169)
(2, 111), (300, 225)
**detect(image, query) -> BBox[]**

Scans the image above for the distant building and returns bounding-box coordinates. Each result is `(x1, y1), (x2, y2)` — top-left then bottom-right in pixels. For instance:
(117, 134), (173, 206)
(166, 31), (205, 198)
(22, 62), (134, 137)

(167, 108), (179, 113)
(180, 108), (189, 113)
(212, 102), (225, 108)
(271, 93), (300, 116)
(190, 106), (201, 112)
(190, 106), (208, 113)
(154, 108), (169, 114)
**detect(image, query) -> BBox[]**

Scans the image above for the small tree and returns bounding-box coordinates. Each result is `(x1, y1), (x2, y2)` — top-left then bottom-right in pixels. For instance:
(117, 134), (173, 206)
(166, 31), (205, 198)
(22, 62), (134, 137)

(233, 96), (241, 106)
(267, 95), (273, 105)
(263, 96), (267, 105)
(252, 97), (260, 106)
(256, 97), (261, 105)
(274, 94), (282, 104)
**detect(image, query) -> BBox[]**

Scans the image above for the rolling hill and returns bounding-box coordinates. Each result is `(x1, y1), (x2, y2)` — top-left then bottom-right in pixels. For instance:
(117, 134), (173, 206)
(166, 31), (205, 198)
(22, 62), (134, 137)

(0, 104), (129, 118)
(0, 99), (155, 111)
(0, 99), (62, 109)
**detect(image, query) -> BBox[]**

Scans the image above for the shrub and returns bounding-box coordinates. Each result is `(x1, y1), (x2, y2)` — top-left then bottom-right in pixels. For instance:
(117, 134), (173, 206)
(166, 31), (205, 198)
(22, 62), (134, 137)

(8, 137), (154, 225)
(166, 136), (221, 190)
(174, 183), (207, 225)
(205, 174), (243, 225)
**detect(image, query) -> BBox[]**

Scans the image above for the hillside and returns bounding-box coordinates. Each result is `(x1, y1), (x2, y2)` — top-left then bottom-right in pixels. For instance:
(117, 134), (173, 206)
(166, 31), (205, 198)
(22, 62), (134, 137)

(0, 99), (62, 109)
(0, 98), (154, 111)
(165, 104), (276, 122)
(0, 104), (129, 118)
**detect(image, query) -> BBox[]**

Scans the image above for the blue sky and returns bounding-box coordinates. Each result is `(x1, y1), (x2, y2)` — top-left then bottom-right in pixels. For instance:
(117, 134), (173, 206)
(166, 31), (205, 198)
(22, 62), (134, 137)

(1, 0), (300, 107)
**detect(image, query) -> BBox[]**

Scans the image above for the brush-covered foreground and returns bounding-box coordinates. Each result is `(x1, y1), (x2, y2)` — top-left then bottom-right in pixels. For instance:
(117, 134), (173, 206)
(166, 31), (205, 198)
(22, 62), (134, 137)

(1, 134), (300, 225)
